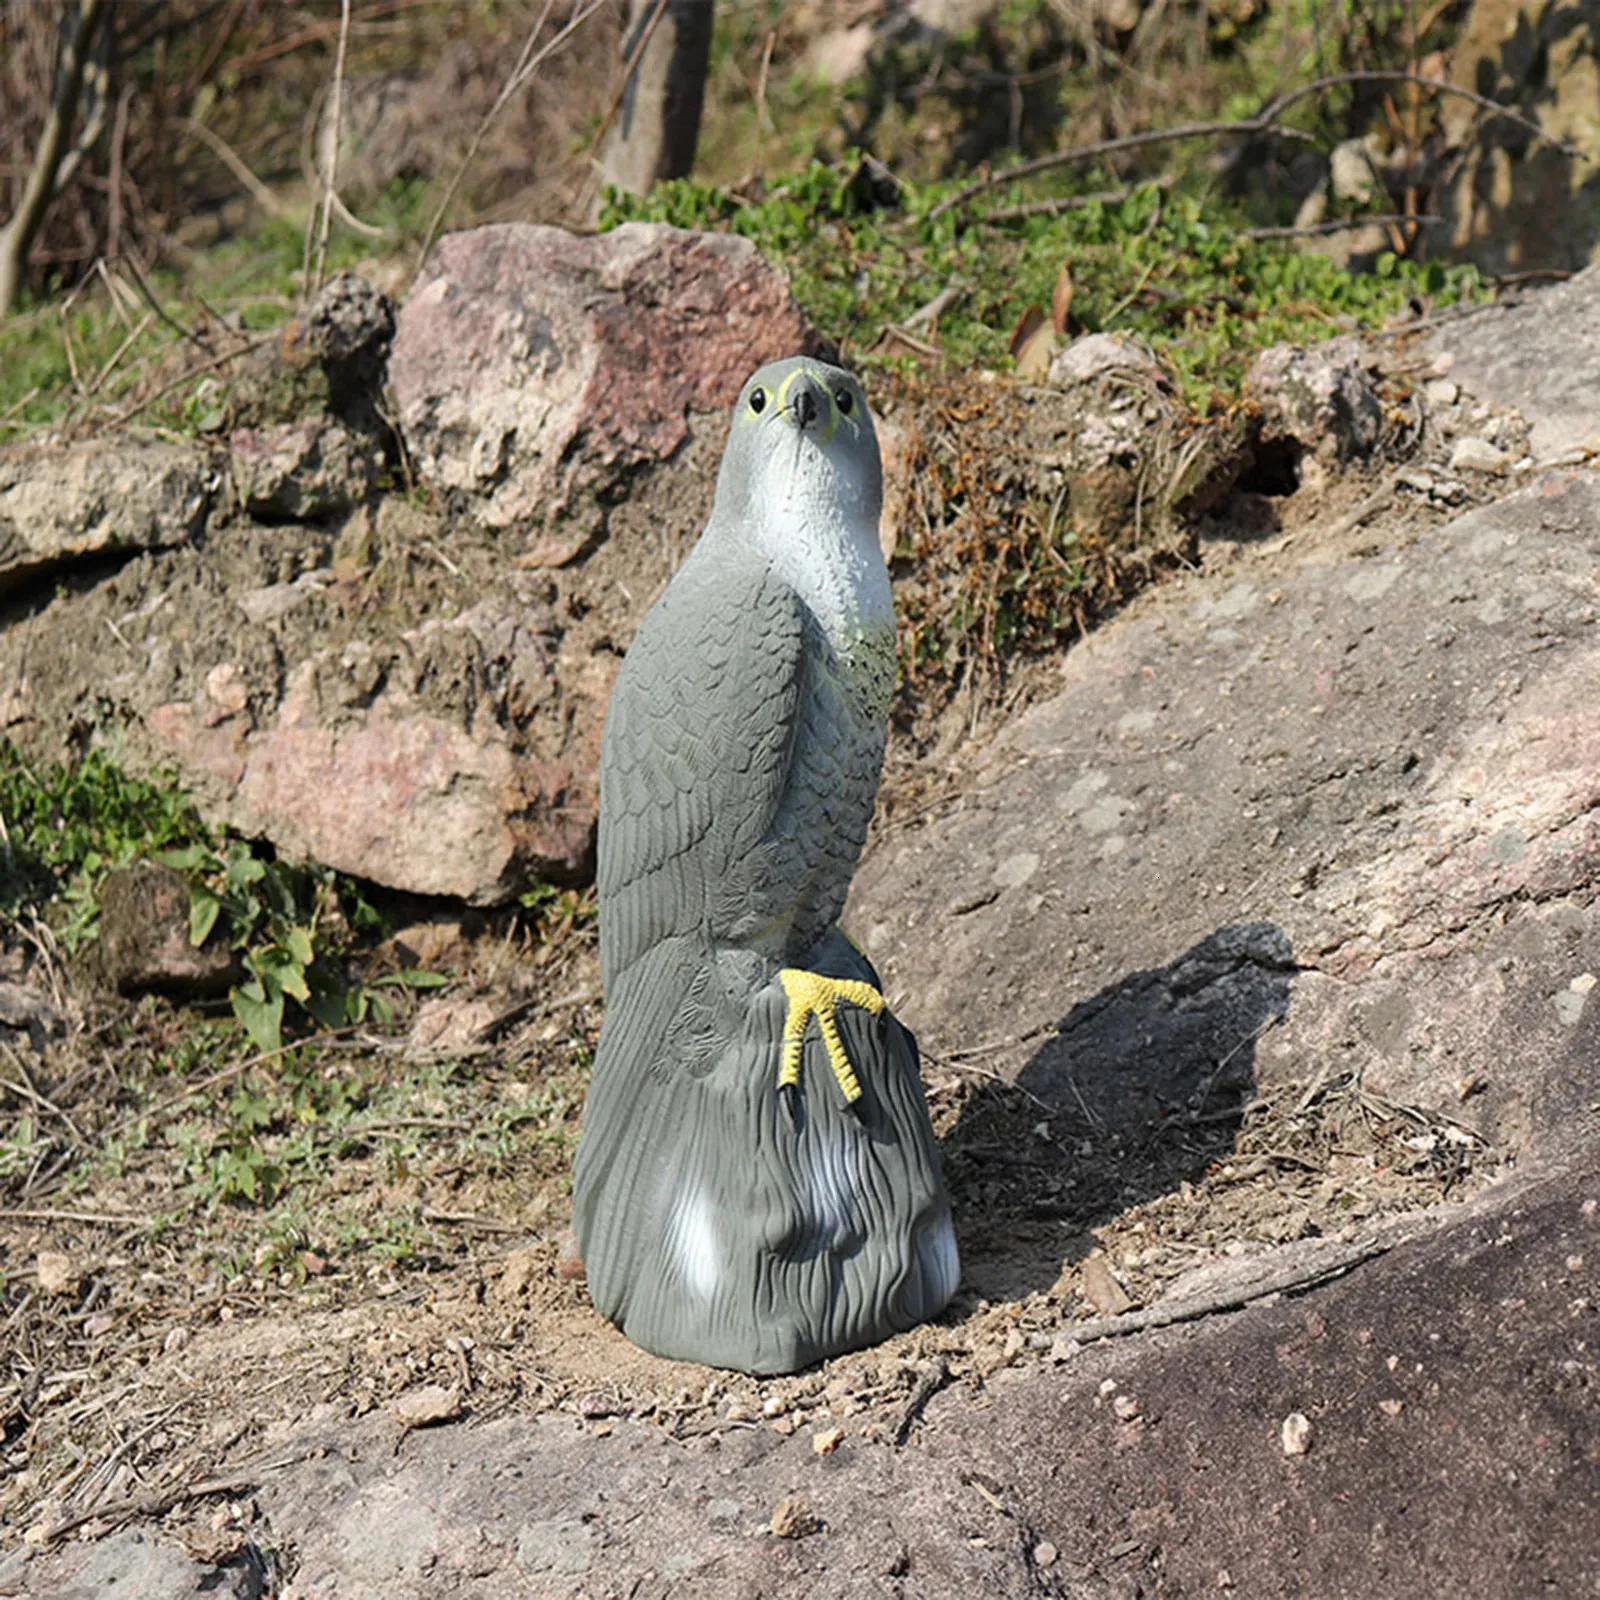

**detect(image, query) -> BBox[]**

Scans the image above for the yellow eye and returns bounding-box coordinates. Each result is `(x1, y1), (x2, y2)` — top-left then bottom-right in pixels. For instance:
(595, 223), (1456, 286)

(749, 387), (768, 415)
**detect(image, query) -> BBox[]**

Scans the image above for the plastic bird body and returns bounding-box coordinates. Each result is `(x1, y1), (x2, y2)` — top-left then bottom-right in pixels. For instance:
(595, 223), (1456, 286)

(572, 356), (958, 1374)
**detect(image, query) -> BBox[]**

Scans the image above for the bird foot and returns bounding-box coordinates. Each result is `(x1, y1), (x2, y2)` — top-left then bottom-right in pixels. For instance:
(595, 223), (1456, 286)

(776, 968), (886, 1104)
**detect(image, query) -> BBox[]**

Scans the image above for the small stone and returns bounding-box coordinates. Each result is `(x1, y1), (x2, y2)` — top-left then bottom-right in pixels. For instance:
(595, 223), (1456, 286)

(35, 1251), (80, 1298)
(1281, 1412), (1313, 1455)
(1424, 378), (1458, 406)
(1034, 1541), (1059, 1567)
(576, 1392), (618, 1419)
(388, 1383), (461, 1428)
(761, 1394), (788, 1418)
(1082, 1251), (1134, 1316)
(84, 1311), (116, 1339)
(770, 1495), (817, 1539)
(770, 1415), (797, 1436)
(1448, 436), (1509, 475)
(812, 1425), (845, 1455)
(1113, 1394), (1141, 1422)
(163, 1325), (191, 1354)
(1378, 1399), (1404, 1416)
(499, 1248), (544, 1299)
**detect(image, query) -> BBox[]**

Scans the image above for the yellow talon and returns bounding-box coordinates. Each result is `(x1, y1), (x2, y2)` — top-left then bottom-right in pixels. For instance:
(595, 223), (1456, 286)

(777, 968), (886, 1104)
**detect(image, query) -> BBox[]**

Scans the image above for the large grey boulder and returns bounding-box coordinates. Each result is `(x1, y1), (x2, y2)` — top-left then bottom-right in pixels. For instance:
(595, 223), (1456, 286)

(855, 469), (1599, 1160)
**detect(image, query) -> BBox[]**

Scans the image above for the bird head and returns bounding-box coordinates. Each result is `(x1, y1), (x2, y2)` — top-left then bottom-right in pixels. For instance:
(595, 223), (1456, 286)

(709, 356), (883, 550)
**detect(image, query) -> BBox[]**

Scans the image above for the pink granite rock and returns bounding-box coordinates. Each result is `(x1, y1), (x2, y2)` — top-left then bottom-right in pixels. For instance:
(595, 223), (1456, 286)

(390, 222), (820, 539)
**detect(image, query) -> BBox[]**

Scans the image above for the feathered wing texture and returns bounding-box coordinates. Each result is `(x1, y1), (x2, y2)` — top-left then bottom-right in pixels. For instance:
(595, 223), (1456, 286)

(573, 535), (958, 1374)
(574, 546), (805, 1307)
(595, 547), (806, 993)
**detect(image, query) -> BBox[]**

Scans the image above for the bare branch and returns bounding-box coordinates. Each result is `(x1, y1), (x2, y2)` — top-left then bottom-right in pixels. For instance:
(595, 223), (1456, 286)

(175, 117), (287, 219)
(929, 118), (1317, 219)
(51, 11), (112, 197)
(412, 0), (610, 281)
(0, 0), (111, 316)
(310, 0), (354, 296)
(929, 70), (1581, 221)
(1243, 211), (1440, 241)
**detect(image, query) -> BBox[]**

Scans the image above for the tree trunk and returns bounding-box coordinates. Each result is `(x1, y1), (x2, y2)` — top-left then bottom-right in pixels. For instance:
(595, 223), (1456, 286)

(601, 0), (715, 197)
(0, 0), (110, 317)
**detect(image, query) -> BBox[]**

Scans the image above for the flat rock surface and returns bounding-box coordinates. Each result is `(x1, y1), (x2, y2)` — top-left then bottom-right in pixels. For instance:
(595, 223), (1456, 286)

(1432, 262), (1600, 459)
(856, 469), (1599, 1168)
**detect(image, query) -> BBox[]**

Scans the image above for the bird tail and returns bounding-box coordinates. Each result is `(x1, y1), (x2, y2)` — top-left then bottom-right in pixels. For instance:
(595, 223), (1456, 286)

(572, 931), (958, 1374)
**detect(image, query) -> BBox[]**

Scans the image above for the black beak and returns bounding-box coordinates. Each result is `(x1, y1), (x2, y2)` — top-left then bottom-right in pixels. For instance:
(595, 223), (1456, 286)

(791, 379), (822, 431)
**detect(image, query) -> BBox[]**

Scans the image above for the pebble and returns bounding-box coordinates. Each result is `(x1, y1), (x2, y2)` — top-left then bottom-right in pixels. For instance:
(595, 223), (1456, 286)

(1449, 436), (1510, 475)
(769, 1495), (816, 1539)
(1112, 1394), (1141, 1422)
(1281, 1412), (1313, 1456)
(1424, 378), (1458, 406)
(1081, 1252), (1133, 1316)
(388, 1384), (462, 1428)
(812, 1426), (845, 1455)
(1034, 1541), (1059, 1567)
(34, 1252), (80, 1298)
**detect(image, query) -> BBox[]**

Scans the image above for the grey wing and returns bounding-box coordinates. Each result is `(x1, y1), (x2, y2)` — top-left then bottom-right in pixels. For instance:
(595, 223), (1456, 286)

(575, 560), (804, 1295)
(596, 555), (805, 993)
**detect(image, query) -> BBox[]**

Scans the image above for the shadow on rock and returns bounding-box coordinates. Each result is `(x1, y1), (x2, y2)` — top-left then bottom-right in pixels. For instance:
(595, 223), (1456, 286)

(940, 922), (1298, 1304)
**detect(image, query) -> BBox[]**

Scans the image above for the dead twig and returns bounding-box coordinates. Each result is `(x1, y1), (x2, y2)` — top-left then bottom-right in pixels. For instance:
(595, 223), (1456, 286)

(421, 1208), (523, 1234)
(1243, 211), (1440, 241)
(582, 0), (671, 169)
(902, 280), (969, 333)
(38, 1454), (312, 1545)
(0, 1206), (149, 1226)
(1049, 1235), (1395, 1349)
(310, 0), (354, 295)
(1323, 478), (1399, 541)
(110, 329), (273, 426)
(414, 0), (609, 280)
(100, 1027), (358, 1143)
(893, 1356), (952, 1446)
(976, 185), (1140, 225)
(175, 117), (287, 219)
(752, 25), (778, 183)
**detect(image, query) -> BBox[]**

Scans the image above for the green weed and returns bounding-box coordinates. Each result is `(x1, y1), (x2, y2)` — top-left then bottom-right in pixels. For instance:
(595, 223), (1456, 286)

(0, 742), (440, 1055)
(604, 162), (1483, 398)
